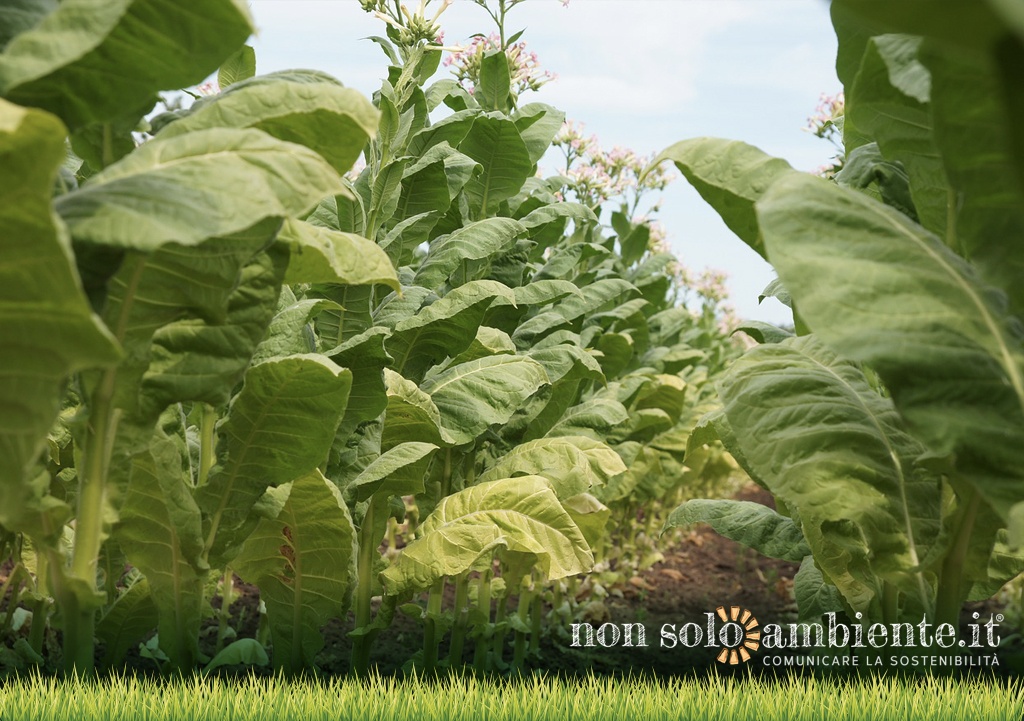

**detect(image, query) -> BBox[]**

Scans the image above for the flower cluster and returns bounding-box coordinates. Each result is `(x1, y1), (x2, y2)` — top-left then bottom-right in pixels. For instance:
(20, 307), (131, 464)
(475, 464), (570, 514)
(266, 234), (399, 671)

(552, 120), (675, 211)
(805, 91), (845, 178)
(805, 91), (844, 141)
(197, 81), (220, 96)
(362, 0), (453, 48)
(444, 33), (556, 99)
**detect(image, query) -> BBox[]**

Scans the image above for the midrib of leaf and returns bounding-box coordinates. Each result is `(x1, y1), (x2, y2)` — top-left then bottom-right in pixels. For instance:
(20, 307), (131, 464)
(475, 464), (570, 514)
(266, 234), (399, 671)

(868, 202), (1024, 418)
(801, 349), (930, 608)
(475, 138), (504, 218)
(424, 357), (527, 396)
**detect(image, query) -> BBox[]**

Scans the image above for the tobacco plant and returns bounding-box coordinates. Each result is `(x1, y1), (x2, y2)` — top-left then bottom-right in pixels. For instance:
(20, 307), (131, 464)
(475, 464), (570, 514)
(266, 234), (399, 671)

(0, 0), (736, 676)
(663, 0), (1024, 635)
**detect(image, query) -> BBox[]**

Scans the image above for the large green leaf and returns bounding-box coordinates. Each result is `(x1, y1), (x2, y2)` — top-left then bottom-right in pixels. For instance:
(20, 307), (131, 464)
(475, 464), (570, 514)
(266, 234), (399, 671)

(421, 355), (549, 446)
(95, 579), (158, 669)
(327, 327), (392, 443)
(477, 436), (626, 499)
(232, 470), (357, 674)
(921, 41), (1024, 314)
(717, 334), (943, 613)
(0, 99), (119, 532)
(650, 138), (794, 259)
(476, 50), (511, 112)
(197, 354), (352, 564)
(0, 0), (57, 51)
(385, 280), (515, 380)
(156, 73), (379, 174)
(137, 238), (289, 417)
(758, 173), (1024, 522)
(96, 229), (288, 479)
(665, 499), (811, 562)
(794, 556), (845, 622)
(380, 476), (592, 595)
(513, 103), (565, 166)
(252, 297), (340, 365)
(345, 441), (437, 503)
(397, 143), (479, 222)
(407, 109), (478, 157)
(116, 427), (207, 670)
(832, 0), (1010, 54)
(276, 219), (399, 290)
(0, 0), (253, 129)
(542, 398), (629, 440)
(217, 45), (256, 89)
(414, 218), (526, 290)
(381, 369), (449, 449)
(458, 112), (533, 218)
(553, 278), (638, 323)
(846, 35), (950, 237)
(55, 128), (343, 251)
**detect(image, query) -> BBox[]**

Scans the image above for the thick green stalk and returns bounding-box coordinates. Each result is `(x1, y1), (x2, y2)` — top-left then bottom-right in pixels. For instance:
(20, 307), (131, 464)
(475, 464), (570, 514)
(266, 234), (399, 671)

(512, 580), (532, 671)
(491, 586), (509, 663)
(29, 554), (48, 654)
(197, 403), (217, 487)
(441, 449), (453, 499)
(352, 500), (379, 676)
(529, 583), (543, 656)
(215, 568), (234, 656)
(422, 577), (445, 673)
(448, 573), (470, 667)
(65, 369), (118, 674)
(473, 571), (492, 674)
(936, 489), (981, 632)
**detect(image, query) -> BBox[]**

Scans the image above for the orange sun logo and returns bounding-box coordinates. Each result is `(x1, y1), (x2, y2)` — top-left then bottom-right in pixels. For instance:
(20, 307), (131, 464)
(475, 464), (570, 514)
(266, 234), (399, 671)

(714, 605), (760, 664)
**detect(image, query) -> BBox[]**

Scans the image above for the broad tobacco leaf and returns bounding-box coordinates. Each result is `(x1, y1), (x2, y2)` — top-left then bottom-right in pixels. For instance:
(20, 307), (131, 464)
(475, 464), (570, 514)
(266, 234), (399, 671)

(197, 354), (352, 566)
(421, 355), (549, 446)
(477, 436), (626, 499)
(665, 499), (811, 562)
(0, 0), (254, 130)
(758, 173), (1024, 523)
(717, 334), (943, 614)
(55, 127), (343, 251)
(0, 98), (119, 535)
(380, 476), (593, 595)
(233, 470), (357, 674)
(116, 424), (207, 671)
(156, 71), (379, 174)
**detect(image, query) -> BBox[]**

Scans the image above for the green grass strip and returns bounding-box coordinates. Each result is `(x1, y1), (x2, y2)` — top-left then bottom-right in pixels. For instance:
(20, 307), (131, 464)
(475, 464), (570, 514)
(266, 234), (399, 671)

(0, 672), (1020, 721)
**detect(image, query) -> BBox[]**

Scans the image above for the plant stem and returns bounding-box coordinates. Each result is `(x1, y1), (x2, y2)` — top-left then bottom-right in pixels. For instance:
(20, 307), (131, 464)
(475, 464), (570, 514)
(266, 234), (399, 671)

(29, 553), (48, 654)
(352, 499), (379, 676)
(215, 568), (234, 656)
(936, 488), (981, 632)
(197, 403), (217, 486)
(441, 448), (453, 499)
(512, 579), (532, 670)
(491, 585), (509, 663)
(529, 578), (543, 656)
(473, 571), (492, 674)
(66, 368), (119, 674)
(448, 573), (470, 667)
(422, 577), (445, 673)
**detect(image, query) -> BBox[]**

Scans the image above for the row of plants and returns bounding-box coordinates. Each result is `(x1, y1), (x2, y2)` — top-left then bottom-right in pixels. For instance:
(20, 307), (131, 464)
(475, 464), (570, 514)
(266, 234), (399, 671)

(0, 0), (738, 676)
(665, 0), (1024, 641)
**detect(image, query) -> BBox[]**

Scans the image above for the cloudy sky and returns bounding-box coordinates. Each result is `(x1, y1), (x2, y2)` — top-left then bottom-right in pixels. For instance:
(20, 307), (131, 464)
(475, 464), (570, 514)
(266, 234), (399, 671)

(246, 0), (840, 323)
